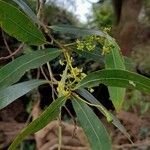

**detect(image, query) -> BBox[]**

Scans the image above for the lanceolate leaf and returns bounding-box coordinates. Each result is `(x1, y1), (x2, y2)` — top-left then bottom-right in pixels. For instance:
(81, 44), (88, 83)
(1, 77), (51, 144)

(76, 89), (131, 141)
(72, 96), (111, 150)
(50, 25), (108, 38)
(105, 40), (125, 69)
(105, 39), (126, 111)
(76, 89), (112, 118)
(0, 0), (46, 45)
(0, 49), (61, 89)
(12, 0), (41, 25)
(8, 96), (68, 150)
(0, 80), (48, 110)
(108, 87), (125, 111)
(75, 69), (150, 93)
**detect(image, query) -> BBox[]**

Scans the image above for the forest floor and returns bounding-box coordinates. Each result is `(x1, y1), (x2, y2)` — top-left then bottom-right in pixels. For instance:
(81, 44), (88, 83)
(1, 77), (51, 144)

(0, 97), (150, 150)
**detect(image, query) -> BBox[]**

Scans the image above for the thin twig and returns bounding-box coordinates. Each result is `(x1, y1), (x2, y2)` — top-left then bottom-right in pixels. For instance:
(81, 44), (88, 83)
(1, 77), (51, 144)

(36, 0), (40, 12)
(26, 92), (41, 125)
(37, 1), (58, 100)
(46, 62), (57, 100)
(64, 42), (76, 47)
(47, 62), (58, 82)
(63, 105), (78, 138)
(37, 0), (45, 23)
(63, 106), (76, 125)
(40, 66), (49, 80)
(2, 31), (14, 60)
(0, 43), (24, 60)
(36, 68), (40, 79)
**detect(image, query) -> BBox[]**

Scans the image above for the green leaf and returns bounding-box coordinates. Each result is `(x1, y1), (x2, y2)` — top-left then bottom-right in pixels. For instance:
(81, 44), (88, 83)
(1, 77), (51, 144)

(0, 49), (61, 89)
(76, 89), (112, 120)
(0, 0), (46, 45)
(50, 25), (108, 38)
(105, 41), (125, 70)
(0, 80), (48, 110)
(75, 69), (150, 93)
(76, 89), (131, 141)
(72, 96), (111, 150)
(8, 95), (68, 150)
(105, 39), (126, 111)
(107, 87), (125, 111)
(12, 0), (40, 25)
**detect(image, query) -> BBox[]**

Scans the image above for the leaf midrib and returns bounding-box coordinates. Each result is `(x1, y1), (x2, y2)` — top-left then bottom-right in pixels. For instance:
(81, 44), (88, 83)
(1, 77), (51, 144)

(75, 100), (102, 150)
(0, 51), (58, 85)
(0, 80), (46, 101)
(6, 16), (45, 43)
(0, 0), (45, 43)
(76, 77), (149, 91)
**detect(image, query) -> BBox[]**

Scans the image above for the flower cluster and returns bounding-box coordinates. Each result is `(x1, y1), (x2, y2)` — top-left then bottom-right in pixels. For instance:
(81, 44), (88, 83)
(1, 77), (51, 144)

(102, 39), (115, 55)
(76, 33), (115, 55)
(57, 81), (69, 96)
(76, 35), (98, 51)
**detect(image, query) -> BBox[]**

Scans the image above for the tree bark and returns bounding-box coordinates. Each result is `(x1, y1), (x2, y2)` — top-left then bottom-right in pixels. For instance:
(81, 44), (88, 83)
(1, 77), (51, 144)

(114, 0), (143, 56)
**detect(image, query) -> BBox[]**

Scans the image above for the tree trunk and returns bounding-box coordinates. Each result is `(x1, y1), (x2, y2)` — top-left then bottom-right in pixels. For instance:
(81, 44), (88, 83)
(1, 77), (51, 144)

(114, 0), (150, 75)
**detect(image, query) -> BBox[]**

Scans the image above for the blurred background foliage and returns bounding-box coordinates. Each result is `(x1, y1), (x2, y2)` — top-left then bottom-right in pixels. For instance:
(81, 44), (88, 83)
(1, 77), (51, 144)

(90, 0), (114, 28)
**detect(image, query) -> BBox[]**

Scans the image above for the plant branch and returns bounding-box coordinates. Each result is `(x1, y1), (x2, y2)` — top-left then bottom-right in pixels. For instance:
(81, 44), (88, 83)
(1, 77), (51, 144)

(0, 43), (24, 60)
(2, 31), (14, 60)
